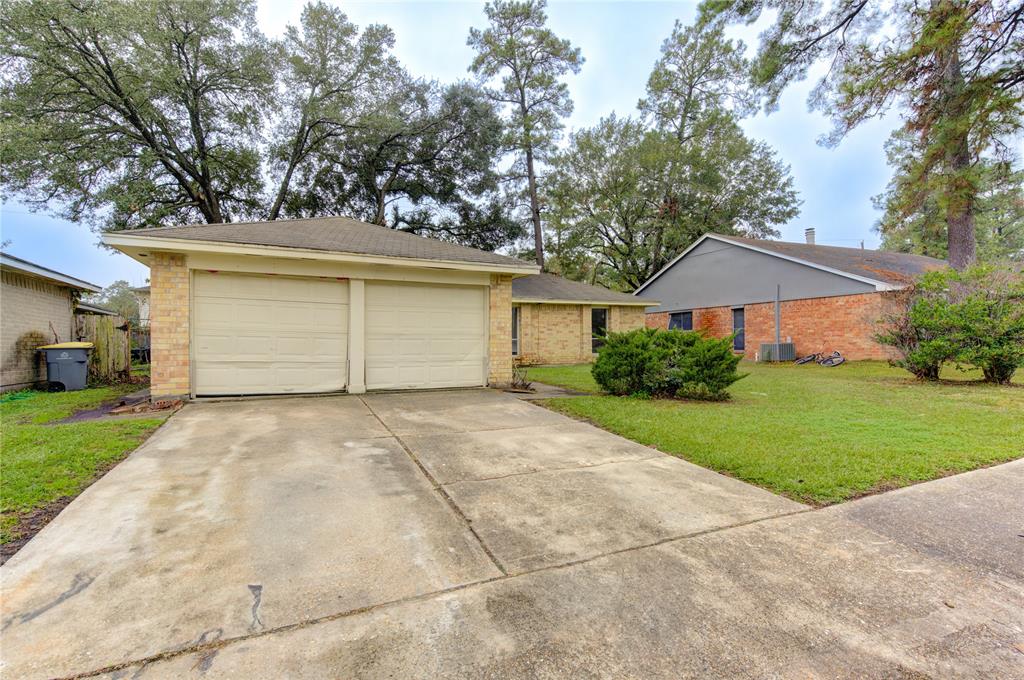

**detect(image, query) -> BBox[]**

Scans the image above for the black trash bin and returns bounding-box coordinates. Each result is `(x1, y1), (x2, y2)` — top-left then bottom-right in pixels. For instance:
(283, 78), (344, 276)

(38, 342), (93, 391)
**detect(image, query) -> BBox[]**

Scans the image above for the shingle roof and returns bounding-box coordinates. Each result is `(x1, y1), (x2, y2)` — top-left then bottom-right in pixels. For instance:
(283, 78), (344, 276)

(119, 216), (536, 269)
(512, 273), (649, 304)
(712, 234), (948, 286)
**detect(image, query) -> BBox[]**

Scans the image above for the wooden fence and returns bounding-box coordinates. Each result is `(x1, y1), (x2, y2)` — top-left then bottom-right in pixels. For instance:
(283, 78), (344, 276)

(74, 313), (131, 382)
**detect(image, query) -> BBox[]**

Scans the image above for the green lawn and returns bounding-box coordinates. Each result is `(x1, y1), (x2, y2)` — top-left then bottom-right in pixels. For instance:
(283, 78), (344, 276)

(526, 362), (1024, 505)
(1, 385), (165, 544)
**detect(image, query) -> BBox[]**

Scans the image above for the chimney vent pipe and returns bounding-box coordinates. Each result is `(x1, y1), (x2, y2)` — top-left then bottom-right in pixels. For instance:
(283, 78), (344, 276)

(804, 228), (816, 245)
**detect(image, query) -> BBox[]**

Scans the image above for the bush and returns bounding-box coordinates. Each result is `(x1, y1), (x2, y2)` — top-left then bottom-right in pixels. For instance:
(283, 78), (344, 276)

(591, 328), (745, 400)
(669, 334), (745, 400)
(876, 265), (1024, 384)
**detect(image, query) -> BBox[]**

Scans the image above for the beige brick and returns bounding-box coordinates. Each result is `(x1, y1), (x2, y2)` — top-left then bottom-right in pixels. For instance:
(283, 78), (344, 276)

(515, 303), (646, 366)
(488, 274), (513, 386)
(150, 253), (190, 399)
(1, 271), (75, 390)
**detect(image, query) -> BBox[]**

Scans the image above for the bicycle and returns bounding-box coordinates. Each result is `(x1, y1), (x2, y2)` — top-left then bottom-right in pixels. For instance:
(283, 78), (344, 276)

(794, 350), (845, 367)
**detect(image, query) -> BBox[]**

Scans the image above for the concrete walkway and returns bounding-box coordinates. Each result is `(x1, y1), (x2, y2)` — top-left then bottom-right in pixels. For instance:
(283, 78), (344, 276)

(1, 391), (1021, 679)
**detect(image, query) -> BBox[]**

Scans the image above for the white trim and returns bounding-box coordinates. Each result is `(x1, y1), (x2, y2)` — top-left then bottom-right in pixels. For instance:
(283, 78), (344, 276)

(102, 233), (540, 276)
(511, 297), (651, 306)
(632, 233), (901, 295)
(0, 253), (102, 292)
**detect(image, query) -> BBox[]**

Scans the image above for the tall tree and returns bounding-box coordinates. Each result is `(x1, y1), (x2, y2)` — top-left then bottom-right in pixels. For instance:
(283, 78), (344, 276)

(282, 79), (523, 250)
(467, 0), (583, 267)
(84, 280), (140, 323)
(639, 18), (755, 142)
(1, 0), (523, 250)
(268, 1), (399, 221)
(876, 132), (1024, 260)
(546, 114), (798, 290)
(1, 0), (274, 230)
(701, 0), (1024, 270)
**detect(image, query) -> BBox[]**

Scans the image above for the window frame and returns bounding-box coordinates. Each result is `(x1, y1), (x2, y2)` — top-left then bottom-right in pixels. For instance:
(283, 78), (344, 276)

(668, 310), (693, 331)
(732, 307), (745, 351)
(511, 305), (520, 356)
(591, 307), (609, 353)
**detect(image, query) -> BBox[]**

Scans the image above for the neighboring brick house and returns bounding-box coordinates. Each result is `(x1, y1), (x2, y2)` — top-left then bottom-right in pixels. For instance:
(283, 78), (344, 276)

(511, 273), (652, 365)
(1, 253), (102, 391)
(635, 230), (947, 360)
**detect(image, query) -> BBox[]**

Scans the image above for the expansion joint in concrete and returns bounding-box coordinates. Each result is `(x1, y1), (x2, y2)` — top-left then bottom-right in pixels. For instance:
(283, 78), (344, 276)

(357, 397), (509, 577)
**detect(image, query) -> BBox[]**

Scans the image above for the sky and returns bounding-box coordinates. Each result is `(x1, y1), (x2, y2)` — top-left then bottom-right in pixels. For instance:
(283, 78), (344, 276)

(0, 0), (901, 288)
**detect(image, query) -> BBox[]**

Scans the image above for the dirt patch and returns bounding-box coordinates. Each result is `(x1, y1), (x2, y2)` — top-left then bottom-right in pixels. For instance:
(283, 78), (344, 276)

(54, 389), (180, 424)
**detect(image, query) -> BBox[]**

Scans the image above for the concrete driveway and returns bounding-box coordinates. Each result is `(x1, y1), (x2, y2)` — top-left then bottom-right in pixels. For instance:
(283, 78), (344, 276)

(1, 390), (1022, 679)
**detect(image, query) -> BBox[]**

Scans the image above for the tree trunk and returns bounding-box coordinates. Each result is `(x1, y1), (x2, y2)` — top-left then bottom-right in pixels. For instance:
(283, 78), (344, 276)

(938, 17), (976, 271)
(525, 144), (544, 267)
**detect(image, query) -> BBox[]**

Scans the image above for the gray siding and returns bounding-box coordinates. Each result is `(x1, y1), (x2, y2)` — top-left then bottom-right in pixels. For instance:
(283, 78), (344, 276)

(638, 238), (875, 312)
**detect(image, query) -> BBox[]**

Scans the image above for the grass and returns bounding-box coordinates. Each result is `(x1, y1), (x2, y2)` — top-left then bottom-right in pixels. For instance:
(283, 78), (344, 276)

(1, 385), (165, 544)
(526, 361), (1024, 505)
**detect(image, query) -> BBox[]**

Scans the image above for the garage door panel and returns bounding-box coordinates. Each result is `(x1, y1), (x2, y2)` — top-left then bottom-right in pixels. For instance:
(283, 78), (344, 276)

(365, 282), (486, 390)
(193, 272), (348, 395)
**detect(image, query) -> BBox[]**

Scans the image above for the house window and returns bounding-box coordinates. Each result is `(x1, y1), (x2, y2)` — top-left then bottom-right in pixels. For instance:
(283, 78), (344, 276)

(669, 311), (693, 331)
(591, 307), (608, 352)
(511, 306), (520, 356)
(732, 307), (745, 351)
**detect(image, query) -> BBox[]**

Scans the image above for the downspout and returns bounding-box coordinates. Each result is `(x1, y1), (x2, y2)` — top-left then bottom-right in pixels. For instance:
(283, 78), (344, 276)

(774, 284), (781, 361)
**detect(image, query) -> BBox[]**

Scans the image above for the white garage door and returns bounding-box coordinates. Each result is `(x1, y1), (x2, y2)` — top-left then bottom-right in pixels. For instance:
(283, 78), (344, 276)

(365, 281), (486, 390)
(192, 272), (349, 396)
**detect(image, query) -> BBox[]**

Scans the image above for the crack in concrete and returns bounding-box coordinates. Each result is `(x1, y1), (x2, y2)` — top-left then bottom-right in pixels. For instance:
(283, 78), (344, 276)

(357, 396), (509, 577)
(441, 454), (664, 486)
(54, 507), (814, 680)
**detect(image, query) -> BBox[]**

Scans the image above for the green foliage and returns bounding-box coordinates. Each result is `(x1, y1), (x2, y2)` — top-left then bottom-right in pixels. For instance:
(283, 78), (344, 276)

(875, 133), (1024, 262)
(468, 0), (583, 264)
(701, 0), (1024, 270)
(1, 0), (274, 229)
(83, 280), (140, 323)
(0, 0), (523, 251)
(591, 328), (745, 400)
(669, 334), (745, 401)
(544, 19), (799, 290)
(877, 266), (1024, 383)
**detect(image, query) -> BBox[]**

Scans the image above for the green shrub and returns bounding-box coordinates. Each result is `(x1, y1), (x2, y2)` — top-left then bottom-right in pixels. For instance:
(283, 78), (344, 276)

(669, 334), (746, 400)
(591, 328), (745, 400)
(876, 265), (1024, 383)
(948, 267), (1024, 384)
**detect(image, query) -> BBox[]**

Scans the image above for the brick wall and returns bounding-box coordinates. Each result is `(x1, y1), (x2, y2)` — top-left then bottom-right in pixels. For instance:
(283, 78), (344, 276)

(516, 303), (646, 366)
(645, 291), (898, 360)
(744, 292), (897, 360)
(610, 306), (645, 333)
(150, 253), (190, 399)
(1, 271), (75, 391)
(488, 274), (513, 386)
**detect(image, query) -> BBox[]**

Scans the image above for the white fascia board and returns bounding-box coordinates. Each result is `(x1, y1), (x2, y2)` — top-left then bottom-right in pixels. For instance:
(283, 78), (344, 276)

(102, 233), (541, 276)
(0, 253), (102, 292)
(633, 233), (900, 294)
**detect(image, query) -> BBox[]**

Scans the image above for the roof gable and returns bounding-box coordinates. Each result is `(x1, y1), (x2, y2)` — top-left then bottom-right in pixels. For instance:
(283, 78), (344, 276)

(635, 233), (948, 294)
